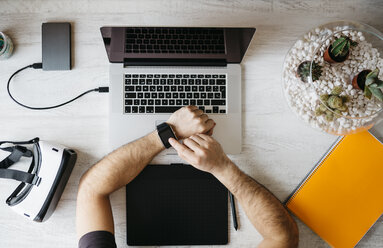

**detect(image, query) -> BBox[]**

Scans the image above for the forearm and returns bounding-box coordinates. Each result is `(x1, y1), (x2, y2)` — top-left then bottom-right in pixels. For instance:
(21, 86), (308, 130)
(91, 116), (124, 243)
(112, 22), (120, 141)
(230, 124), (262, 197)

(79, 131), (164, 195)
(77, 130), (164, 238)
(213, 162), (298, 247)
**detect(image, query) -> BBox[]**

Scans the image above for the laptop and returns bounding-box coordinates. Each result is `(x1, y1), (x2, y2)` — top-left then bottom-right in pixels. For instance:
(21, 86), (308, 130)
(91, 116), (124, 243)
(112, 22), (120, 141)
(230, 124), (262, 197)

(100, 27), (255, 158)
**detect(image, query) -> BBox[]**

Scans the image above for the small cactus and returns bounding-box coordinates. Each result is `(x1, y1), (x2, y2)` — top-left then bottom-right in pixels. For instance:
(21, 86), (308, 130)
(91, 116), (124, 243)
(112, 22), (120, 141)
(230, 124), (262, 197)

(330, 36), (358, 59)
(315, 86), (349, 121)
(297, 61), (323, 83)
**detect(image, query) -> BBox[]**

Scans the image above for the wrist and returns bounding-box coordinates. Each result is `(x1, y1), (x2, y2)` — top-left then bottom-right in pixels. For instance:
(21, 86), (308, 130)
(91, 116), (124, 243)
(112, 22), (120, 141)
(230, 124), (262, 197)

(150, 130), (166, 151)
(165, 121), (180, 139)
(210, 157), (234, 178)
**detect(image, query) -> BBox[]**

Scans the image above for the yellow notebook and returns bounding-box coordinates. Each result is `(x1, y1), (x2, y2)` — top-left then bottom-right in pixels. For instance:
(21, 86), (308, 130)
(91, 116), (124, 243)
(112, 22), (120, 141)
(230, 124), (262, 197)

(285, 131), (383, 248)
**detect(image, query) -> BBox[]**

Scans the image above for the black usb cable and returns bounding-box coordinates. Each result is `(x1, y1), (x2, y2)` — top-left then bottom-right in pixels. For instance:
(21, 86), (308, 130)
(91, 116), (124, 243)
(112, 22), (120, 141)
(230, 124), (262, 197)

(7, 63), (109, 110)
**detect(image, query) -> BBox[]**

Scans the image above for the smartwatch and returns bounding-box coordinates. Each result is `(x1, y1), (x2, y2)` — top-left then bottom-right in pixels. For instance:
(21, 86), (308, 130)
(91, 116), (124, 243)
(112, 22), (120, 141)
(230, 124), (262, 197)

(157, 122), (177, 148)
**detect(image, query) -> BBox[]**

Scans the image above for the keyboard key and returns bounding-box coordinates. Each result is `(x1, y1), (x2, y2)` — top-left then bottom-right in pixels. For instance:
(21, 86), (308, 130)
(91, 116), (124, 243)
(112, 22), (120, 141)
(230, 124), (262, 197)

(148, 99), (154, 105)
(146, 106), (154, 113)
(150, 86), (156, 91)
(213, 106), (219, 113)
(143, 86), (149, 91)
(125, 86), (134, 91)
(208, 93), (213, 98)
(180, 93), (186, 98)
(192, 86), (198, 91)
(181, 79), (187, 85)
(164, 86), (170, 91)
(212, 74), (218, 78)
(197, 100), (203, 105)
(125, 79), (132, 84)
(199, 106), (205, 111)
(157, 86), (163, 91)
(147, 79), (153, 85)
(141, 99), (147, 105)
(185, 86), (191, 91)
(209, 79), (215, 85)
(167, 79), (174, 85)
(188, 79), (195, 85)
(155, 106), (182, 113)
(216, 79), (226, 85)
(219, 109), (226, 113)
(137, 93), (143, 98)
(187, 93), (192, 98)
(204, 100), (210, 105)
(125, 74), (132, 78)
(201, 93), (206, 98)
(139, 79), (145, 85)
(211, 100), (226, 105)
(183, 99), (189, 105)
(136, 86), (142, 91)
(215, 93), (221, 98)
(132, 106), (138, 113)
(151, 93), (157, 98)
(153, 79), (160, 85)
(195, 79), (202, 85)
(166, 93), (172, 98)
(125, 106), (131, 113)
(171, 86), (177, 91)
(190, 99), (196, 105)
(202, 79), (209, 85)
(125, 99), (133, 105)
(169, 99), (175, 105)
(134, 99), (140, 105)
(155, 99), (161, 105)
(176, 99), (182, 105)
(162, 99), (168, 105)
(178, 86), (184, 91)
(160, 79), (166, 85)
(159, 93), (165, 98)
(174, 79), (181, 85)
(132, 79), (138, 85)
(206, 86), (212, 92)
(213, 86), (219, 92)
(139, 106), (145, 113)
(172, 93), (179, 98)
(125, 93), (136, 98)
(199, 86), (205, 91)
(194, 93), (200, 98)
(205, 109), (212, 113)
(219, 74), (226, 78)
(191, 74), (197, 78)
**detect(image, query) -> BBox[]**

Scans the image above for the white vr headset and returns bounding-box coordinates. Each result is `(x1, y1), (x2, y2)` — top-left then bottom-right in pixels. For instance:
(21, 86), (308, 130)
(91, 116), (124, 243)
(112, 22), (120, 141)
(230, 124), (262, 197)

(0, 138), (77, 222)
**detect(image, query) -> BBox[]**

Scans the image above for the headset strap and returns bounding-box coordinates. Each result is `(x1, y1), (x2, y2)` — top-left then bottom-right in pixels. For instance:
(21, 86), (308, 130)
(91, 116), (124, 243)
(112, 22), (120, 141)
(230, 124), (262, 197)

(0, 146), (33, 169)
(0, 168), (40, 185)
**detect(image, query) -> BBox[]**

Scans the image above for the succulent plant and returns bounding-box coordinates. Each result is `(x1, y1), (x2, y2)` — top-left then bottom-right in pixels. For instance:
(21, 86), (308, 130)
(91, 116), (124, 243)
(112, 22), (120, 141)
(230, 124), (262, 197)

(315, 86), (349, 121)
(297, 61), (323, 83)
(363, 69), (383, 102)
(324, 36), (358, 63)
(330, 36), (358, 58)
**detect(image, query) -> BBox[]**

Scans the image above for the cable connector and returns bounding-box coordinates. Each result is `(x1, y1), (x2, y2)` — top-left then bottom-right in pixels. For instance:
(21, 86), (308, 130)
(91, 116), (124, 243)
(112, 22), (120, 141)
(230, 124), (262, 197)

(32, 63), (43, 69)
(96, 87), (109, 93)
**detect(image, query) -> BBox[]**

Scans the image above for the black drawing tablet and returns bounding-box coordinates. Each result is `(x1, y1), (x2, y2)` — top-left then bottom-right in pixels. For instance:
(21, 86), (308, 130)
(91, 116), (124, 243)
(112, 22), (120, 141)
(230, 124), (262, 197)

(126, 164), (228, 246)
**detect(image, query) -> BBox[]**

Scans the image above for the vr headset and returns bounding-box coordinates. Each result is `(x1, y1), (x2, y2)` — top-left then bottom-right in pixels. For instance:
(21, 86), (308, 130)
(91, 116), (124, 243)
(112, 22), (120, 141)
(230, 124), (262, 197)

(0, 138), (77, 222)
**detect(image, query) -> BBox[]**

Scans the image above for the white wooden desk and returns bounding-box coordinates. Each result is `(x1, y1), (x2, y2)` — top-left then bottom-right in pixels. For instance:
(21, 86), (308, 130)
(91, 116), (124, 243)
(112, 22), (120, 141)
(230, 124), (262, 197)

(1, 0), (382, 247)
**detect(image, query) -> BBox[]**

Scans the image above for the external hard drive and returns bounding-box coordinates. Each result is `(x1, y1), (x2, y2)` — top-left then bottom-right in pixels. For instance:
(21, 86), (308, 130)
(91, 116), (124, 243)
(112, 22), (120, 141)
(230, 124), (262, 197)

(42, 22), (71, 71)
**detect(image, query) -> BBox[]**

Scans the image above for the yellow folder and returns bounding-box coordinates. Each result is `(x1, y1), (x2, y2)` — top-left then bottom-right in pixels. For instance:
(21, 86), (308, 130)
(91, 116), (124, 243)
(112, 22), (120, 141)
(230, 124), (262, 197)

(285, 131), (383, 248)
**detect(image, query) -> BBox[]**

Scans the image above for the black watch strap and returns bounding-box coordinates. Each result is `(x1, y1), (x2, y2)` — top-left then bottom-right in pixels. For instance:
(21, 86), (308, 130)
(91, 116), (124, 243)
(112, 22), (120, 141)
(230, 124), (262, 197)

(157, 122), (177, 148)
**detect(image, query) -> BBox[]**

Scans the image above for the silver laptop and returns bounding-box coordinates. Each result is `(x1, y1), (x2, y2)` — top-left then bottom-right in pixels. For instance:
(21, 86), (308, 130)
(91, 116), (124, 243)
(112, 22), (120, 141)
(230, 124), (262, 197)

(101, 27), (255, 160)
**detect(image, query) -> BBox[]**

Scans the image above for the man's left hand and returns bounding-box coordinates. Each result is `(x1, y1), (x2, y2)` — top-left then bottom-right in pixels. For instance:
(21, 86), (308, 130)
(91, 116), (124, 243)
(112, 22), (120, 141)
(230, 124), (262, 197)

(166, 106), (215, 139)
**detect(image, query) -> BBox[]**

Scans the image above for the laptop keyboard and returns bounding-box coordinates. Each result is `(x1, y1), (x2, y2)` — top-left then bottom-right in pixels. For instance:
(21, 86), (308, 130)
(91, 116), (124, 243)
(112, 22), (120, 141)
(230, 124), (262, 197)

(125, 28), (225, 54)
(124, 74), (227, 114)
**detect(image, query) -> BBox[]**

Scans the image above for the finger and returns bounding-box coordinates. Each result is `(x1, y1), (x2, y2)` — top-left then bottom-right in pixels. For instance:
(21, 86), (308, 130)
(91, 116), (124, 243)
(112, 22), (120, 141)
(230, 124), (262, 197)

(193, 109), (204, 116)
(168, 138), (195, 159)
(205, 126), (214, 136)
(203, 119), (215, 132)
(200, 114), (209, 122)
(189, 134), (206, 145)
(197, 133), (213, 141)
(186, 105), (198, 111)
(183, 138), (201, 151)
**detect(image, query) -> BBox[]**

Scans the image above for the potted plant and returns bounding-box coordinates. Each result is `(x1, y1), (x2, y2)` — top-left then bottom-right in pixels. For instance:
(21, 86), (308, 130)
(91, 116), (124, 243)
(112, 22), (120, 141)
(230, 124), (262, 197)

(323, 36), (358, 63)
(352, 68), (383, 101)
(316, 86), (349, 121)
(297, 60), (322, 83)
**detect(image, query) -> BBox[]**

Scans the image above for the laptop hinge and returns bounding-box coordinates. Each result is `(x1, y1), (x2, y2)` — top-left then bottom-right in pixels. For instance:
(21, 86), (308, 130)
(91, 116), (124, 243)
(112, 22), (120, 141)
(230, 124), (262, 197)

(124, 58), (227, 67)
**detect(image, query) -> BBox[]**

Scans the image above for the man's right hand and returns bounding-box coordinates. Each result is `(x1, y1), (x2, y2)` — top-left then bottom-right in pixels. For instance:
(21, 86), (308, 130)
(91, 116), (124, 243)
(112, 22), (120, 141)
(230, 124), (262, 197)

(166, 106), (215, 140)
(168, 134), (231, 175)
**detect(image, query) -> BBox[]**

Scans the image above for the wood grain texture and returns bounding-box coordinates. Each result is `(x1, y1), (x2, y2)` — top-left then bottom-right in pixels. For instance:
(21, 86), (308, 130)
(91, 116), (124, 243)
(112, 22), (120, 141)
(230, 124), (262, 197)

(0, 0), (382, 247)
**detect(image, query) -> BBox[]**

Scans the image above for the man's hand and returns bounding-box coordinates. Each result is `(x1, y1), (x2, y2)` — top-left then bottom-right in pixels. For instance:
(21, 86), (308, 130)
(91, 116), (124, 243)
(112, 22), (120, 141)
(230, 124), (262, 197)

(168, 134), (230, 174)
(167, 106), (215, 139)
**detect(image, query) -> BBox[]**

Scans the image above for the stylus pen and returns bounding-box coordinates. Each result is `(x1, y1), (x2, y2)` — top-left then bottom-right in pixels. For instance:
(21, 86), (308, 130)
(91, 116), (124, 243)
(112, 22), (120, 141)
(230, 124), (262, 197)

(229, 192), (238, 231)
